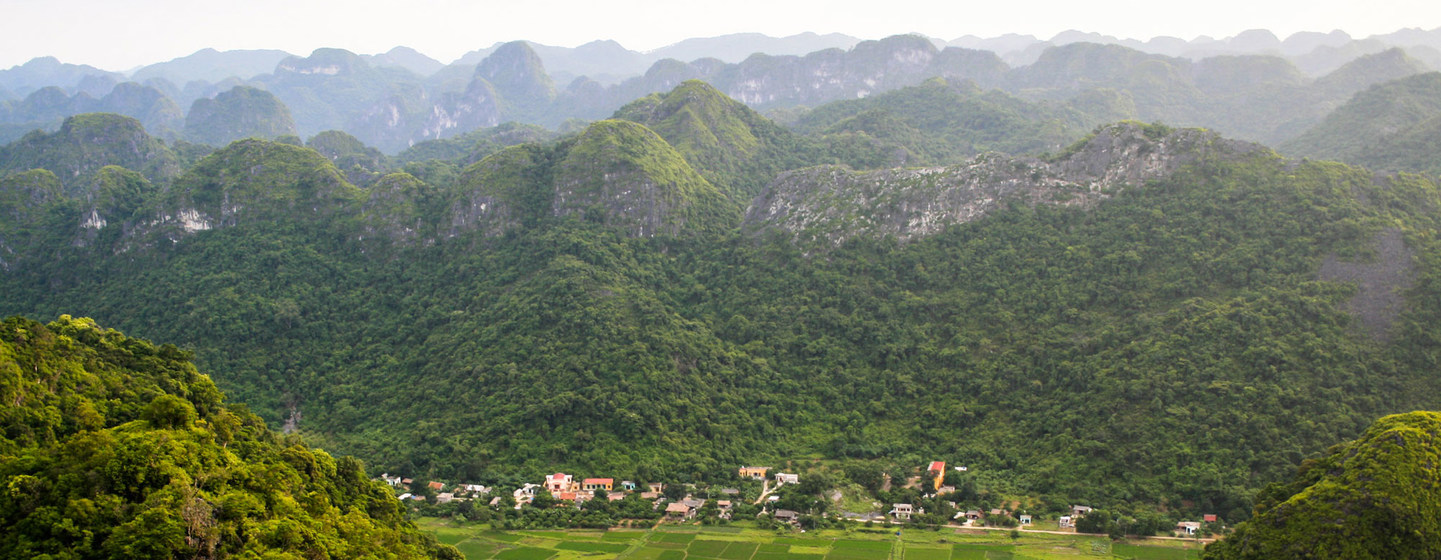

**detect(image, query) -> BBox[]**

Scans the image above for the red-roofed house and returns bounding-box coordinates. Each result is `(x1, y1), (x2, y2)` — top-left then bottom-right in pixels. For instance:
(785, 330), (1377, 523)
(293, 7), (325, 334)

(546, 473), (574, 494)
(1203, 514), (1218, 523)
(927, 461), (946, 491)
(583, 478), (614, 491)
(428, 481), (445, 492)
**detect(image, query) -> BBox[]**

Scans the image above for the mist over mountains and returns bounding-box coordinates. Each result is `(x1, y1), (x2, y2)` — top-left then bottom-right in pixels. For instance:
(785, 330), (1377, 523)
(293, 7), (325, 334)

(2, 26), (1439, 158)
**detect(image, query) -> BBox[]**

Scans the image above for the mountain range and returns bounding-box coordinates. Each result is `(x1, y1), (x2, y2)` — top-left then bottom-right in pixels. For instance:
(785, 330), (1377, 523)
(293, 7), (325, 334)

(1, 27), (1439, 157)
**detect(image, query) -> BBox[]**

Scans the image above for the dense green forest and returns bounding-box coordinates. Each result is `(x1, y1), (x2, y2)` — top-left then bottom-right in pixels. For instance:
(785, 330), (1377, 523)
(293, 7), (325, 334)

(1203, 411), (1441, 559)
(0, 315), (458, 559)
(3, 75), (1441, 529)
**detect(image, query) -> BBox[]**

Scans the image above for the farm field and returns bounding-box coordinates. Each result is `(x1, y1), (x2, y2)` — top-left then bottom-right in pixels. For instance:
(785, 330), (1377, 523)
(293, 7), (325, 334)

(414, 519), (1204, 560)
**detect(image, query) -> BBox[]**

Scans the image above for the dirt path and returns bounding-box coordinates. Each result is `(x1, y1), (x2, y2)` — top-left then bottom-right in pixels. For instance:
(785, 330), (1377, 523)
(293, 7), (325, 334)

(754, 479), (772, 505)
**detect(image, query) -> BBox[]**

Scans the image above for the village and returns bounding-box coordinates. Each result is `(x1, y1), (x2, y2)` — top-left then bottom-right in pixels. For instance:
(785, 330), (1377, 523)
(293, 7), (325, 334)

(377, 460), (1222, 540)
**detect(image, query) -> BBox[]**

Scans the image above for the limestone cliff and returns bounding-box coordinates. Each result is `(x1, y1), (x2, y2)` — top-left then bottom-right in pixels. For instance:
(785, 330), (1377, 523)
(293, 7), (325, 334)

(745, 122), (1263, 245)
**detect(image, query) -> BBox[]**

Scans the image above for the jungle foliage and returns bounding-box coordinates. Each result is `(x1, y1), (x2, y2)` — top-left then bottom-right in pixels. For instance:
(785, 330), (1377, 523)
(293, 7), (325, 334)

(0, 316), (459, 559)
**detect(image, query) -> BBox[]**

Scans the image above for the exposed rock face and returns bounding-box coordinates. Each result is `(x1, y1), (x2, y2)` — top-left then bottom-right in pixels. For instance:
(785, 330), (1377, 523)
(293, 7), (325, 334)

(745, 123), (1263, 245)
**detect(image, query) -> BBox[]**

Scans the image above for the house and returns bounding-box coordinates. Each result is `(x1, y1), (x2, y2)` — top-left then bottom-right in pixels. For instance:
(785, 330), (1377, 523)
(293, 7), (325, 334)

(546, 473), (574, 494)
(937, 486), (955, 494)
(889, 503), (914, 520)
(989, 509), (1008, 518)
(1176, 521), (1201, 536)
(428, 481), (445, 492)
(927, 461), (946, 491)
(380, 473), (403, 486)
(767, 495), (780, 503)
(648, 482), (665, 494)
(717, 500), (733, 520)
(398, 493), (413, 501)
(640, 491), (661, 500)
(436, 493), (455, 504)
(775, 472), (799, 485)
(1071, 505), (1093, 517)
(1203, 514), (1218, 523)
(489, 496), (502, 507)
(773, 509), (799, 525)
(1019, 515), (1032, 525)
(721, 488), (740, 496)
(665, 501), (695, 520)
(461, 484), (489, 495)
(556, 491), (578, 503)
(622, 480), (637, 491)
(574, 493), (593, 504)
(514, 484), (539, 500)
(682, 498), (705, 511)
(739, 466), (769, 480)
(965, 510), (982, 520)
(401, 478), (414, 486)
(1058, 516), (1074, 528)
(607, 491), (627, 501)
(582, 478), (614, 491)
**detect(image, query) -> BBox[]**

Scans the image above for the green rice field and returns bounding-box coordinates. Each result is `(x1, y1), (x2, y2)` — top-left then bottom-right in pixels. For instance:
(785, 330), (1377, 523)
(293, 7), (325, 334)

(414, 518), (1205, 560)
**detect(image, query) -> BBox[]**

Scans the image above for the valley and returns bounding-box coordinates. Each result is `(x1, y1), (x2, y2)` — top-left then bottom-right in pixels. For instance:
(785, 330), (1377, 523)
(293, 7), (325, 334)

(3, 19), (1441, 560)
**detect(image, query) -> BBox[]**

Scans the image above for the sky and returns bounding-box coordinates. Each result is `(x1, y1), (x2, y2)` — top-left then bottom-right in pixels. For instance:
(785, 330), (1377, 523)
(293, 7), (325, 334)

(2, 0), (1440, 71)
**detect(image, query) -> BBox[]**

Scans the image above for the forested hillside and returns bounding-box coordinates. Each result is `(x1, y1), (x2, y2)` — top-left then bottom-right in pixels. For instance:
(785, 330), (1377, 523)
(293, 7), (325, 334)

(1203, 411), (1441, 559)
(3, 71), (1441, 529)
(0, 315), (458, 559)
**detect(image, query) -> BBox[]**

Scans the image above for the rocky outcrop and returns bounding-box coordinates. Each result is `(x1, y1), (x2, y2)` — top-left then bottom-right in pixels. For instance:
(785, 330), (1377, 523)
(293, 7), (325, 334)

(745, 123), (1263, 245)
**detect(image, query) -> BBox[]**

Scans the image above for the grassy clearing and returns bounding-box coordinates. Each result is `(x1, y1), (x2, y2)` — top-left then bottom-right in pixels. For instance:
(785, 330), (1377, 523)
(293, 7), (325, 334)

(602, 531), (647, 542)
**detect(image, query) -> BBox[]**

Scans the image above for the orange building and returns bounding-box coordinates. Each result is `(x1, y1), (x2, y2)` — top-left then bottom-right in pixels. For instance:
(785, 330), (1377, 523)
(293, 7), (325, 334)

(927, 461), (946, 491)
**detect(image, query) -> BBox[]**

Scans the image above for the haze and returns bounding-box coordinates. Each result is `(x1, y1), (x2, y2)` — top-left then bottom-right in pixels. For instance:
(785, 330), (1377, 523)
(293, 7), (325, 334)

(4, 0), (1441, 71)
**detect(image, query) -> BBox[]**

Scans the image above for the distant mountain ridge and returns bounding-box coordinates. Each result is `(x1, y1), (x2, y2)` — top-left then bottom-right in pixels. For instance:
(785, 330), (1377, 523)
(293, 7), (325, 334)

(1, 27), (1437, 156)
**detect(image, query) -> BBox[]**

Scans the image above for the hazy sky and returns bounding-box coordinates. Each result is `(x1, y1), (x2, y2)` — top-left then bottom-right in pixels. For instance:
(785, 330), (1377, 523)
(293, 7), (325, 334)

(3, 0), (1439, 71)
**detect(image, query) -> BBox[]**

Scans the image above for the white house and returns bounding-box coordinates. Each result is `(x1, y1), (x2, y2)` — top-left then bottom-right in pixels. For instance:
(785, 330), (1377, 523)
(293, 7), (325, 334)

(775, 473), (799, 485)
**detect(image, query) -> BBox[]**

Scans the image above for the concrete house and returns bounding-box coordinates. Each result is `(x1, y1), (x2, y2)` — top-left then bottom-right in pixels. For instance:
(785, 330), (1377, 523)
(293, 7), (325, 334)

(889, 503), (914, 520)
(1071, 505), (1093, 517)
(739, 466), (769, 480)
(775, 473), (799, 485)
(1176, 521), (1201, 536)
(1058, 516), (1074, 528)
(773, 509), (799, 525)
(927, 461), (946, 491)
(583, 478), (614, 491)
(546, 473), (574, 494)
(621, 480), (637, 491)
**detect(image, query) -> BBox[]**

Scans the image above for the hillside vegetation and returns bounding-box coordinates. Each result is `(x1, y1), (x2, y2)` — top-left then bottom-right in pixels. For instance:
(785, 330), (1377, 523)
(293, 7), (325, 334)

(0, 315), (458, 559)
(1203, 411), (1441, 559)
(2, 81), (1440, 527)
